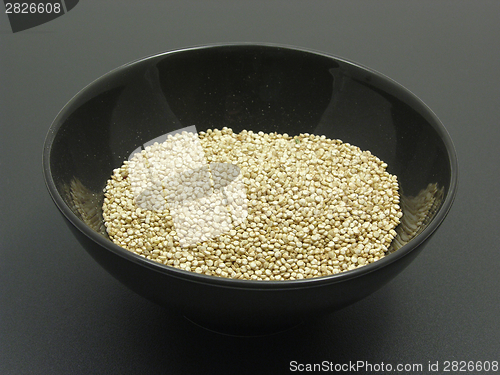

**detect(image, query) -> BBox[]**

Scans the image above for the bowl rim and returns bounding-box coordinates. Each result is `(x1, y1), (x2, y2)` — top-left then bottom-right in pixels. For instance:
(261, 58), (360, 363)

(42, 42), (459, 291)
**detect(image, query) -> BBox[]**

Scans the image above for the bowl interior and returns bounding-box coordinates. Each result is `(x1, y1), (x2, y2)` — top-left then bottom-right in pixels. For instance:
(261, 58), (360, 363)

(45, 44), (455, 261)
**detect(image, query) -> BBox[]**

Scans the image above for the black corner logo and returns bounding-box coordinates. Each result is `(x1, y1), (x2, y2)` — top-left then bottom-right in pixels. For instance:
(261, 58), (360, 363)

(3, 0), (79, 33)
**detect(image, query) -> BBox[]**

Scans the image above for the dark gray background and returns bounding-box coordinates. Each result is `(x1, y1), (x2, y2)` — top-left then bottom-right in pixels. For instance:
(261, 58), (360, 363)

(1, 1), (499, 374)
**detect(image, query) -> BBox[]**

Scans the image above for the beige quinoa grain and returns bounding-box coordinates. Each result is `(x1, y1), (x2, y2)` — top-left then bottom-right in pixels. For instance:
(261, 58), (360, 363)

(102, 127), (402, 280)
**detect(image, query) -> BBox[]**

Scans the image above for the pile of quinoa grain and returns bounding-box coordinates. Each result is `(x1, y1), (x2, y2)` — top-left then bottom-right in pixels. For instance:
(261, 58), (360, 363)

(102, 127), (402, 280)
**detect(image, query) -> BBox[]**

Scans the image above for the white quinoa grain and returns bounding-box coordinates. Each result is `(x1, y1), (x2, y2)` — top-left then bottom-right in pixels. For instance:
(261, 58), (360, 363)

(102, 128), (402, 280)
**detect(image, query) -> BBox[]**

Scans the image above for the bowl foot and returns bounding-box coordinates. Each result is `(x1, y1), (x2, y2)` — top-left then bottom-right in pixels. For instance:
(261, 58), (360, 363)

(183, 315), (303, 337)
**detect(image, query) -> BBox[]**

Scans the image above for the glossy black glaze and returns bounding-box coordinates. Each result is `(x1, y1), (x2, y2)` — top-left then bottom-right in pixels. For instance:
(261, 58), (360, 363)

(43, 44), (458, 335)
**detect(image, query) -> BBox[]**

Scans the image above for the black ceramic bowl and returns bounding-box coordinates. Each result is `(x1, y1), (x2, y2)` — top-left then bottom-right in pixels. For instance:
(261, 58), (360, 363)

(43, 44), (457, 335)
